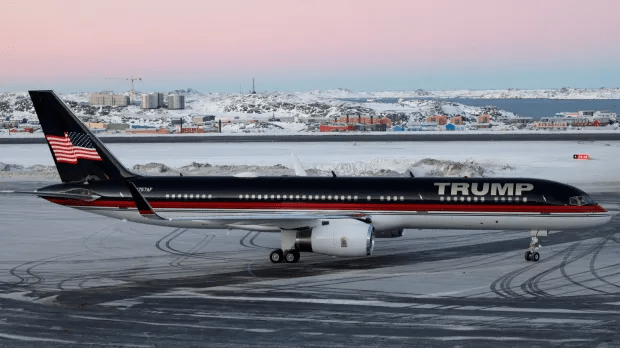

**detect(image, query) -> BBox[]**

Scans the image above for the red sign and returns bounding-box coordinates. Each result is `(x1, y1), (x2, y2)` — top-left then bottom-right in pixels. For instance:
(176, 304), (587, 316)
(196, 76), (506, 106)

(573, 154), (590, 160)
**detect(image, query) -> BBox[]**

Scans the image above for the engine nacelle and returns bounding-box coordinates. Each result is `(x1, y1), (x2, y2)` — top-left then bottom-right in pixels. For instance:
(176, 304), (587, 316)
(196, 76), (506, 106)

(295, 220), (374, 257)
(374, 228), (405, 239)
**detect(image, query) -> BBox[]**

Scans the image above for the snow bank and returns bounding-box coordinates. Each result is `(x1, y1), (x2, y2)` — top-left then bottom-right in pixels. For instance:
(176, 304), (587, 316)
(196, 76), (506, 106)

(0, 158), (514, 180)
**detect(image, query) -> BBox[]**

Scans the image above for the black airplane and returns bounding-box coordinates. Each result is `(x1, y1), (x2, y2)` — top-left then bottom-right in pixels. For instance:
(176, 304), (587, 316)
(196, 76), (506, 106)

(14, 91), (612, 264)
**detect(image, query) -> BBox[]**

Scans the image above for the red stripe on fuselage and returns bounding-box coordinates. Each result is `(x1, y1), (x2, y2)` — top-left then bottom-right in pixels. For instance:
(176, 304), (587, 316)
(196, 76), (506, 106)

(45, 198), (608, 214)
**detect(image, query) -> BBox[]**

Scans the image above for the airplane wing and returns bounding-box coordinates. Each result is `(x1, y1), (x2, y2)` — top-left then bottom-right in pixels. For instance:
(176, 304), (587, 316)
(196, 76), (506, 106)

(126, 182), (368, 230)
(0, 190), (101, 200)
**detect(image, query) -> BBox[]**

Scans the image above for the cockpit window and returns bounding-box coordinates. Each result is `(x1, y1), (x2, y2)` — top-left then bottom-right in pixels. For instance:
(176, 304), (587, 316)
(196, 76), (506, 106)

(569, 195), (595, 206)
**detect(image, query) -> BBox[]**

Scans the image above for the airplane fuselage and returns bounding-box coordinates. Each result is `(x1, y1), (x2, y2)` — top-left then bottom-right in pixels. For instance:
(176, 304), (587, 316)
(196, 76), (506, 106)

(39, 176), (611, 232)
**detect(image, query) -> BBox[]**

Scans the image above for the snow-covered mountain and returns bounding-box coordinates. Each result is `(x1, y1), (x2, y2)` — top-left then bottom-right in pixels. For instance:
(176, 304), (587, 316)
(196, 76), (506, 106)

(316, 87), (620, 99)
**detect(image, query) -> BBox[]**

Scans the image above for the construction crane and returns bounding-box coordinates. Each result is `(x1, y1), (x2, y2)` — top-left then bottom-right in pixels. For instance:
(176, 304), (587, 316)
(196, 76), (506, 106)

(105, 76), (142, 102)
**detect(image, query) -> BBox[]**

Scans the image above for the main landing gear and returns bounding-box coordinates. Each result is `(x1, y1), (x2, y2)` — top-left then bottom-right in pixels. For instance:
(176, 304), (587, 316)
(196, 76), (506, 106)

(270, 249), (300, 263)
(524, 234), (541, 262)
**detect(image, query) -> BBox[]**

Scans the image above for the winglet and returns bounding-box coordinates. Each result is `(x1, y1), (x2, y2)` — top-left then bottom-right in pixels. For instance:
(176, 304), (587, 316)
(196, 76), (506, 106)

(126, 182), (166, 220)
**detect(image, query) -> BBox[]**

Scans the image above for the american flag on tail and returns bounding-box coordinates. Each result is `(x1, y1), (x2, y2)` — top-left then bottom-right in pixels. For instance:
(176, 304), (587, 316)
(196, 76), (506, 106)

(45, 132), (102, 164)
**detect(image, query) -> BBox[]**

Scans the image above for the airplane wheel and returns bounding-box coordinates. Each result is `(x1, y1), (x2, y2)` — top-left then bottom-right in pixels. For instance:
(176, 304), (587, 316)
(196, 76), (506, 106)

(270, 249), (284, 263)
(524, 251), (532, 262)
(292, 250), (300, 263)
(284, 250), (297, 263)
(531, 252), (540, 262)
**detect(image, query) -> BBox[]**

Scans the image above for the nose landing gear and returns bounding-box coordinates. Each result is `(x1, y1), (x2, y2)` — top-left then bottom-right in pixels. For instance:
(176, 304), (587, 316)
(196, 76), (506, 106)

(525, 233), (542, 262)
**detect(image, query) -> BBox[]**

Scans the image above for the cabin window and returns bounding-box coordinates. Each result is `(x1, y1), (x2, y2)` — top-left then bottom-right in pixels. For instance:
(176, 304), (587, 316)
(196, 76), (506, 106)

(354, 196), (358, 201)
(367, 196), (371, 201)
(245, 194), (249, 199)
(347, 195), (351, 201)
(507, 197), (512, 202)
(183, 194), (188, 199)
(501, 197), (505, 202)
(239, 194), (243, 199)
(302, 195), (306, 200)
(208, 194), (212, 199)
(522, 197), (527, 203)
(473, 197), (478, 202)
(400, 196), (404, 201)
(481, 197), (485, 202)
(467, 197), (471, 202)
(166, 194), (170, 199)
(251, 195), (256, 200)
(386, 196), (391, 201)
(440, 196), (445, 202)
(460, 197), (465, 202)
(494, 197), (499, 202)
(446, 197), (451, 202)
(380, 196), (385, 201)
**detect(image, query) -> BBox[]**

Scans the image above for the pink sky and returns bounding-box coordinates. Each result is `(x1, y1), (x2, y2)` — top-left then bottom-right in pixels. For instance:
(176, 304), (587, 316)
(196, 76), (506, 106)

(1, 0), (619, 92)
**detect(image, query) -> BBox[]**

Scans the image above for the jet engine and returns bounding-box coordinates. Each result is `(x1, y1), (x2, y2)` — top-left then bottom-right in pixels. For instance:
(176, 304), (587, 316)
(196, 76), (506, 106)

(374, 228), (405, 239)
(295, 219), (374, 257)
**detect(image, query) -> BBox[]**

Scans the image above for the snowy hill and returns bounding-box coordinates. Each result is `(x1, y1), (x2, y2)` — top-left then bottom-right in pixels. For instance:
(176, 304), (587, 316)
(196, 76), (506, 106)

(317, 87), (620, 99)
(0, 90), (519, 132)
(0, 88), (618, 135)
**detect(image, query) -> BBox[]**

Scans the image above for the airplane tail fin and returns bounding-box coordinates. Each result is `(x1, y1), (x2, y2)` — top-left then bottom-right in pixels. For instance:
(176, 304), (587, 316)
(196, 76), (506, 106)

(29, 90), (136, 183)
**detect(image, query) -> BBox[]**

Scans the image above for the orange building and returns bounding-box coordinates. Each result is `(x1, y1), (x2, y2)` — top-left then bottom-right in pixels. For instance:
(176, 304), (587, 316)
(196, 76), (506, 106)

(478, 114), (491, 123)
(125, 128), (170, 134)
(377, 117), (392, 127)
(450, 116), (463, 125)
(427, 115), (447, 125)
(320, 124), (355, 132)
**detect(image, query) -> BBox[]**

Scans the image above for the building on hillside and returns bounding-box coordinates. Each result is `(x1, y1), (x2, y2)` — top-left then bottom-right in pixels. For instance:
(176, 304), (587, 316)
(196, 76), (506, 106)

(178, 127), (206, 133)
(85, 122), (107, 130)
(168, 95), (185, 109)
(450, 116), (463, 125)
(320, 124), (355, 132)
(141, 94), (158, 109)
(125, 128), (170, 134)
(355, 124), (387, 131)
(478, 114), (491, 123)
(533, 119), (568, 129)
(107, 123), (130, 131)
(445, 124), (466, 131)
(594, 110), (617, 118)
(377, 117), (392, 127)
(427, 115), (447, 125)
(89, 93), (130, 106)
(497, 116), (532, 124)
(192, 115), (216, 125)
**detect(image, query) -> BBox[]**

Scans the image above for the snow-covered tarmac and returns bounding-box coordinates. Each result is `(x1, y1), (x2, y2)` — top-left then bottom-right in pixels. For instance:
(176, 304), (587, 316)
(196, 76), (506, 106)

(0, 141), (619, 346)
